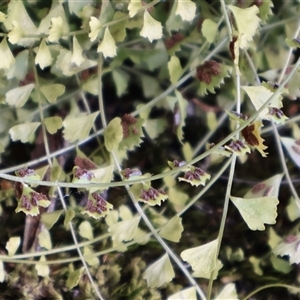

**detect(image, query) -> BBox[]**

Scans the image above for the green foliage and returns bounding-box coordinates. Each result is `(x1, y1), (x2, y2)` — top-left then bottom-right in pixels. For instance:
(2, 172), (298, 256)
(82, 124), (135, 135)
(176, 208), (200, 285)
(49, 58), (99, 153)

(0, 1), (300, 299)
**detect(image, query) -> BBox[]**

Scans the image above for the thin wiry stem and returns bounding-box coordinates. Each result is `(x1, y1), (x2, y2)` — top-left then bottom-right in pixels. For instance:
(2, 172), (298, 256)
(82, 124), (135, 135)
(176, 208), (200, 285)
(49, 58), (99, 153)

(97, 53), (207, 300)
(33, 53), (104, 300)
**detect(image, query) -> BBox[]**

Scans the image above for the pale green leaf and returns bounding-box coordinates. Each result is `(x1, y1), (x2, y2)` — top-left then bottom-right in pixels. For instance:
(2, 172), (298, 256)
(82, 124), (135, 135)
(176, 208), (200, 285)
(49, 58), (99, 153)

(143, 253), (175, 288)
(281, 137), (300, 168)
(183, 142), (193, 161)
(48, 16), (64, 42)
(230, 196), (279, 231)
(128, 0), (142, 18)
(97, 27), (117, 58)
(258, 0), (274, 22)
(167, 287), (197, 300)
(63, 111), (99, 142)
(118, 205), (133, 220)
(38, 2), (68, 37)
(83, 246), (99, 267)
(270, 255), (292, 274)
(140, 11), (163, 42)
(71, 35), (85, 66)
(175, 0), (196, 22)
(144, 119), (167, 139)
(0, 12), (6, 22)
(0, 38), (15, 70)
(286, 38), (300, 48)
(64, 208), (75, 226)
(110, 12), (127, 42)
(109, 216), (141, 245)
(33, 166), (49, 187)
(66, 267), (83, 289)
(105, 209), (119, 226)
(35, 256), (49, 277)
(43, 116), (63, 134)
(4, 1), (37, 47)
(8, 21), (24, 44)
(51, 158), (66, 182)
(93, 165), (114, 184)
(104, 117), (123, 151)
(174, 89), (188, 143)
(168, 56), (183, 84)
(7, 49), (28, 81)
(216, 283), (239, 299)
(249, 256), (263, 275)
(242, 85), (282, 119)
(6, 236), (21, 256)
(9, 122), (41, 143)
(99, 0), (114, 35)
(180, 239), (218, 275)
(38, 228), (52, 250)
(79, 221), (93, 240)
(201, 19), (218, 43)
(41, 210), (64, 230)
(159, 215), (183, 242)
(68, 0), (94, 16)
(89, 16), (102, 42)
(82, 76), (98, 95)
(0, 261), (5, 282)
(192, 259), (222, 279)
(6, 83), (35, 108)
(228, 5), (261, 49)
(54, 49), (98, 76)
(286, 196), (300, 222)
(141, 75), (161, 98)
(165, 1), (184, 33)
(133, 227), (150, 245)
(244, 174), (283, 199)
(168, 187), (189, 212)
(112, 68), (129, 97)
(273, 234), (300, 264)
(268, 227), (282, 249)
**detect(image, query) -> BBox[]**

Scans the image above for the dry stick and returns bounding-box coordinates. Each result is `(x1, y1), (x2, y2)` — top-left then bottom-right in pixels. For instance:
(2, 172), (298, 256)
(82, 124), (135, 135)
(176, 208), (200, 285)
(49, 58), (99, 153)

(97, 54), (207, 300)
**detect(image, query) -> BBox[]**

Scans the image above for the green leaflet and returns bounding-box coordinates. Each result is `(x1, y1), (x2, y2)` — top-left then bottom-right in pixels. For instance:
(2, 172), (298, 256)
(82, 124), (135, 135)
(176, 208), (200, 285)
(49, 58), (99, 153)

(35, 39), (52, 69)
(40, 84), (65, 103)
(168, 287), (197, 300)
(43, 116), (63, 134)
(181, 239), (218, 276)
(168, 56), (183, 85)
(159, 215), (184, 242)
(175, 0), (197, 22)
(143, 253), (175, 288)
(41, 210), (64, 230)
(35, 256), (49, 277)
(140, 11), (163, 42)
(9, 122), (41, 143)
(104, 117), (123, 152)
(230, 196), (279, 231)
(6, 237), (21, 256)
(63, 111), (99, 142)
(6, 83), (35, 108)
(79, 221), (94, 241)
(38, 228), (52, 250)
(97, 27), (117, 58)
(228, 5), (261, 49)
(201, 19), (218, 43)
(66, 267), (84, 289)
